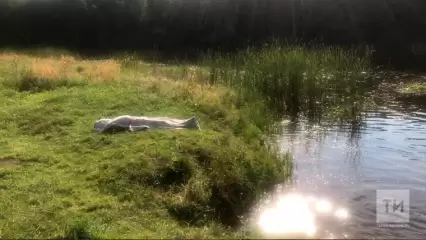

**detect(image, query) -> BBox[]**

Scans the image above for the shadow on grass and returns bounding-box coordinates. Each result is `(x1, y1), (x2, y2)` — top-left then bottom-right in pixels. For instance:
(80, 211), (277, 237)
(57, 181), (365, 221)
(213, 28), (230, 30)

(17, 74), (87, 93)
(96, 131), (290, 229)
(0, 156), (40, 169)
(166, 184), (254, 227)
(54, 221), (99, 240)
(1, 69), (88, 94)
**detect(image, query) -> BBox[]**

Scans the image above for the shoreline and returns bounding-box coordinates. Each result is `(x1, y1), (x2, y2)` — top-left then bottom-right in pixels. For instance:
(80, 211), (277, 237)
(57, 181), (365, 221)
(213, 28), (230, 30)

(0, 44), (374, 238)
(372, 71), (426, 110)
(0, 51), (291, 238)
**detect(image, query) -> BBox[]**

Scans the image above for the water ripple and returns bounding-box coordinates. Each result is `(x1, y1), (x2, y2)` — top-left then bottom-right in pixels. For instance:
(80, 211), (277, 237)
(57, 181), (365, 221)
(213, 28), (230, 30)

(261, 108), (426, 239)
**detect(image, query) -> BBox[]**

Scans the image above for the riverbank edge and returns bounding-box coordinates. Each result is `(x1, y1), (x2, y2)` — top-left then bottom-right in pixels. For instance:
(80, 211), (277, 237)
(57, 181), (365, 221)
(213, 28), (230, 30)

(372, 71), (426, 109)
(0, 50), (292, 238)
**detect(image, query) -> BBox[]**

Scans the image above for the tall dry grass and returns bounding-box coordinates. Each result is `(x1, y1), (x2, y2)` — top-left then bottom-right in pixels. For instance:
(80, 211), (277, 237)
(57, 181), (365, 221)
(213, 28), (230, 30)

(0, 53), (122, 92)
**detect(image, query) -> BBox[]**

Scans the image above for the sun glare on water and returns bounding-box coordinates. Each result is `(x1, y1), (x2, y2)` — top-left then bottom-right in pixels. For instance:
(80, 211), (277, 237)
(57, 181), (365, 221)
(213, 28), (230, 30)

(257, 193), (350, 238)
(315, 199), (333, 214)
(258, 194), (317, 236)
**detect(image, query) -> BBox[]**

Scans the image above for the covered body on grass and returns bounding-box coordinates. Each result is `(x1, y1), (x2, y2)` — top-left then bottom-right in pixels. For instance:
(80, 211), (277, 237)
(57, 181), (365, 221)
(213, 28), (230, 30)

(93, 115), (201, 133)
(0, 43), (373, 238)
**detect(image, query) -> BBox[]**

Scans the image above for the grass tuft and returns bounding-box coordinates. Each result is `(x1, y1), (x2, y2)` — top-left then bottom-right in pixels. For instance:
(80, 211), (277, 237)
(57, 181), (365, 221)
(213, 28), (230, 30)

(15, 70), (86, 93)
(60, 220), (99, 240)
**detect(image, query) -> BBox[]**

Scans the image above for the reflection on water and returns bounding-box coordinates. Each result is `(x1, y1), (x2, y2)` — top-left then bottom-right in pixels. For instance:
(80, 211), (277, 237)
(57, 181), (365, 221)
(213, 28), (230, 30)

(254, 106), (426, 239)
(256, 192), (350, 239)
(258, 194), (317, 237)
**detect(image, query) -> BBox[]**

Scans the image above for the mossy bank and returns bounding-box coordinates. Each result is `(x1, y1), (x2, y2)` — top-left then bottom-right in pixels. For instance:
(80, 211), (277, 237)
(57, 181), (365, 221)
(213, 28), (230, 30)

(0, 51), (291, 238)
(372, 71), (426, 109)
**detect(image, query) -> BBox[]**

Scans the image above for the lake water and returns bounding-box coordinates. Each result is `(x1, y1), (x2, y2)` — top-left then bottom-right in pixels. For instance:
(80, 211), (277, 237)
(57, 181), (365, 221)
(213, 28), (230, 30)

(253, 105), (426, 239)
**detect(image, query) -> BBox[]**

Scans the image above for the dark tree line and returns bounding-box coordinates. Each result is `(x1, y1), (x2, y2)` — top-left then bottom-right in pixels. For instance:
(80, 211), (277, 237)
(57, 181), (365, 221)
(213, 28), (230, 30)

(1, 0), (426, 68)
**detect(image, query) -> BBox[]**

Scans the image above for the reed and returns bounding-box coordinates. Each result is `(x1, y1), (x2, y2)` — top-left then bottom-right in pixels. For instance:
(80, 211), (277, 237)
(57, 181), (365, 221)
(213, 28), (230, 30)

(205, 43), (372, 124)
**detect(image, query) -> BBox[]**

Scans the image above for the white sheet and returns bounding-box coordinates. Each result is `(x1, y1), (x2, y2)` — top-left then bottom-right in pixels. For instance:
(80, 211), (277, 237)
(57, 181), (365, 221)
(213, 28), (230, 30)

(94, 115), (201, 133)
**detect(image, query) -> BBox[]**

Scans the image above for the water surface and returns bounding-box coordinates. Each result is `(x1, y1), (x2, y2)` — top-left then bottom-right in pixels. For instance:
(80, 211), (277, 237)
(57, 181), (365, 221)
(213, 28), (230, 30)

(254, 106), (426, 239)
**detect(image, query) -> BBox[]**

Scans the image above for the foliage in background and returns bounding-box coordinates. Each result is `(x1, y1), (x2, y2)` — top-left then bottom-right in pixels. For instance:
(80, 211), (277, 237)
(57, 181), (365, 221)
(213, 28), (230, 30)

(1, 0), (426, 69)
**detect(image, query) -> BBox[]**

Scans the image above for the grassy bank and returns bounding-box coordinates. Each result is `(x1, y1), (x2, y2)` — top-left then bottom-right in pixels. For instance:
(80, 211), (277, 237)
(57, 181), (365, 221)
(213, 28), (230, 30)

(0, 45), (372, 238)
(396, 81), (426, 108)
(397, 82), (426, 94)
(0, 50), (291, 238)
(372, 71), (426, 109)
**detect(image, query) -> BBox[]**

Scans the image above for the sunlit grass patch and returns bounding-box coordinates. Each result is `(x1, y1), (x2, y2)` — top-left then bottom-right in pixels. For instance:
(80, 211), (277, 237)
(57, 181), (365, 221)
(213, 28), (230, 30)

(0, 53), (121, 86)
(397, 82), (426, 94)
(29, 56), (121, 82)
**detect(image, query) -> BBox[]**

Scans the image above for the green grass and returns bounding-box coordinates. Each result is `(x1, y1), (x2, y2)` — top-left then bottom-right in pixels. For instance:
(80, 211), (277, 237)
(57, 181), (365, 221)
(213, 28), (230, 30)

(204, 43), (373, 123)
(397, 82), (426, 94)
(0, 51), (291, 238)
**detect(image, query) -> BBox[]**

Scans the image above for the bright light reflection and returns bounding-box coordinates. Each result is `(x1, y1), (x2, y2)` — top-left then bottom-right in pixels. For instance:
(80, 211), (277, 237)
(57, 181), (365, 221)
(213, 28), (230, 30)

(306, 195), (316, 203)
(258, 194), (317, 237)
(334, 208), (349, 219)
(315, 199), (332, 213)
(257, 193), (351, 238)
